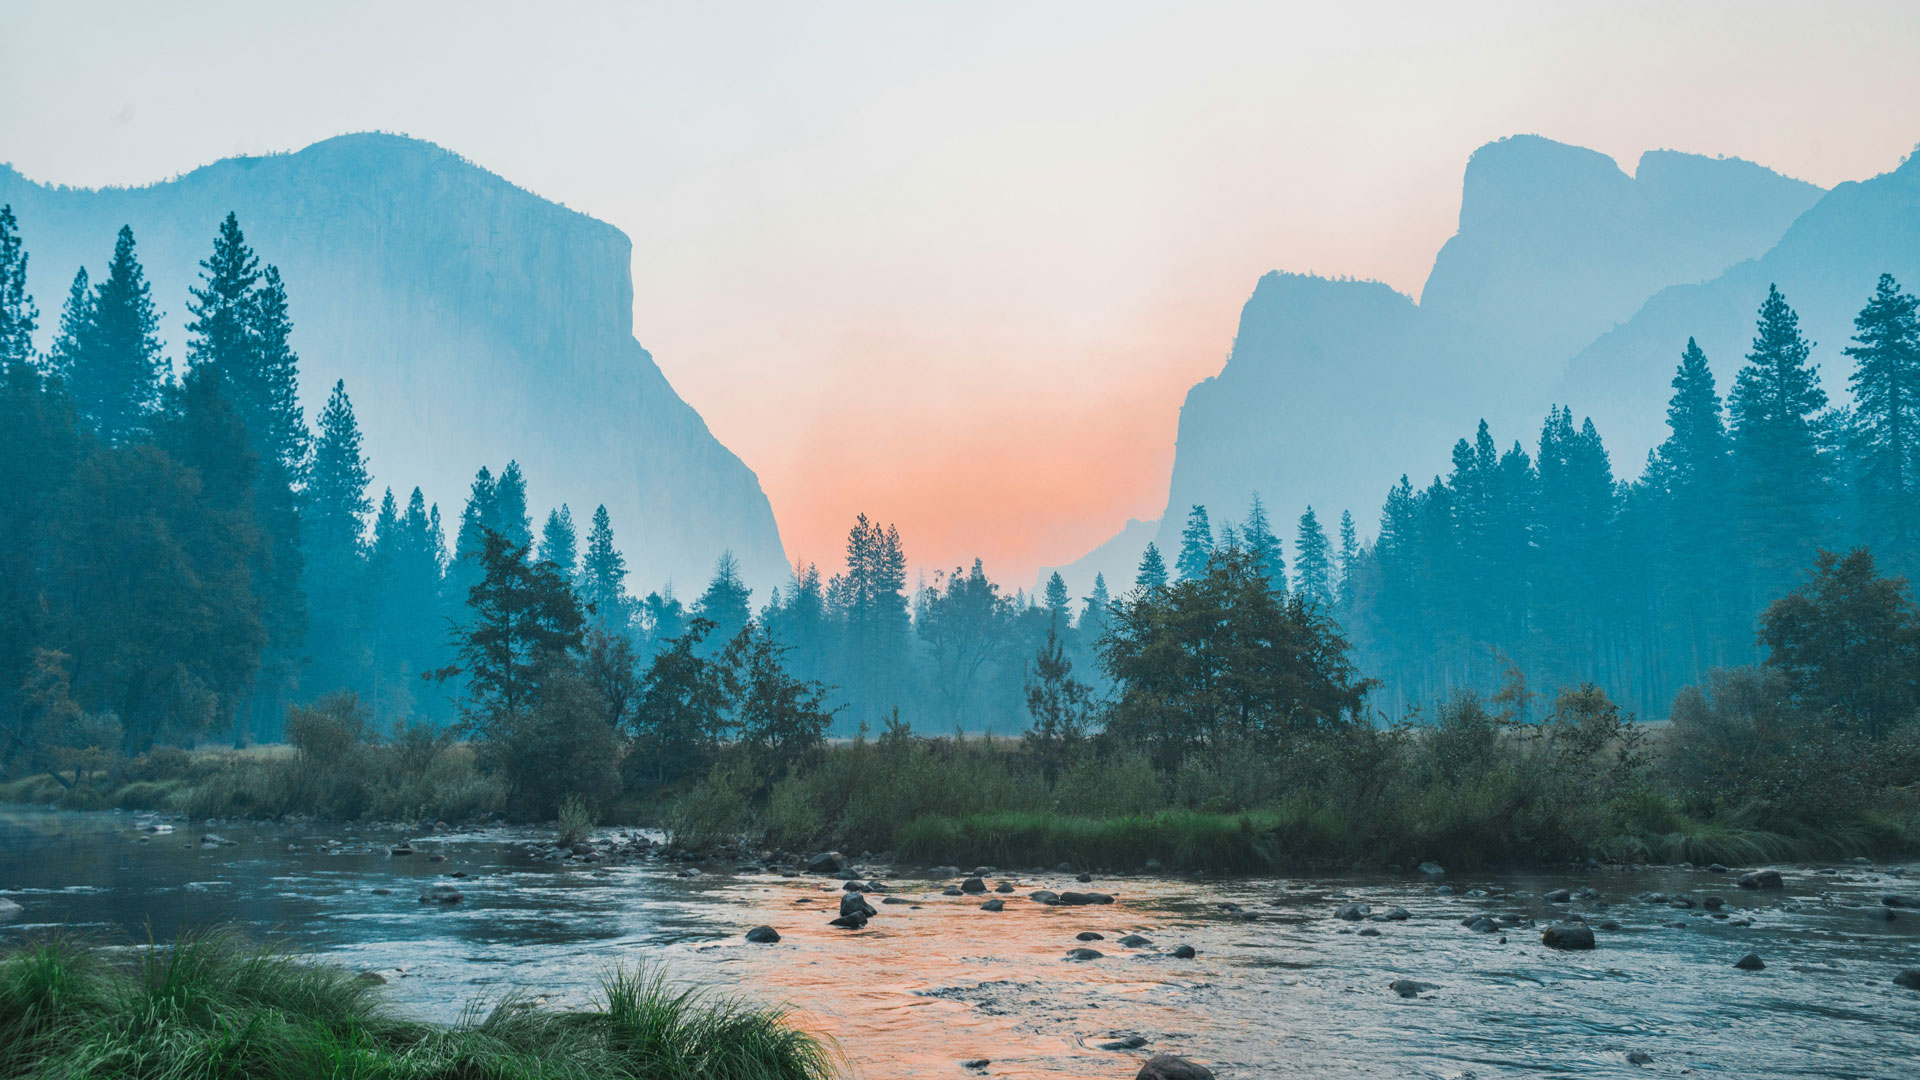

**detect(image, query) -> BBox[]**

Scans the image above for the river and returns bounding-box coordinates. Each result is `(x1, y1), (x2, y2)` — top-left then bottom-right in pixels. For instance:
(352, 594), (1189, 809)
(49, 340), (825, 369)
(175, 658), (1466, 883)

(1, 806), (1915, 1078)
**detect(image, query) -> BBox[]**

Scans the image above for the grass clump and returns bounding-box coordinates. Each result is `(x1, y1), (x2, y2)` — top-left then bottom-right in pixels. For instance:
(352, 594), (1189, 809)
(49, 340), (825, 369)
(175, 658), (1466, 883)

(0, 930), (841, 1080)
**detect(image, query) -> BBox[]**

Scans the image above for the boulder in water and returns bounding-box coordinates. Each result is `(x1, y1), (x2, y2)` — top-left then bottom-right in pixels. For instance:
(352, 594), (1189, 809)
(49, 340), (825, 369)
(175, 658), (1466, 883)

(960, 877), (987, 894)
(1118, 934), (1153, 947)
(1542, 923), (1595, 949)
(1389, 979), (1437, 998)
(1736, 869), (1783, 890)
(806, 851), (845, 874)
(980, 899), (1005, 912)
(839, 892), (877, 919)
(745, 925), (781, 943)
(1336, 903), (1370, 921)
(1418, 861), (1446, 878)
(1893, 968), (1920, 990)
(418, 884), (463, 904)
(1734, 952), (1765, 971)
(1136, 1056), (1214, 1080)
(1065, 947), (1104, 960)
(1171, 944), (1196, 959)
(0, 898), (23, 923)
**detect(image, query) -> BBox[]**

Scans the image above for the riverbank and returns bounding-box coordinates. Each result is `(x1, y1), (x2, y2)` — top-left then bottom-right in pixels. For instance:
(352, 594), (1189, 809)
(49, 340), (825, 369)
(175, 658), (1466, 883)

(6, 731), (1919, 876)
(0, 930), (840, 1080)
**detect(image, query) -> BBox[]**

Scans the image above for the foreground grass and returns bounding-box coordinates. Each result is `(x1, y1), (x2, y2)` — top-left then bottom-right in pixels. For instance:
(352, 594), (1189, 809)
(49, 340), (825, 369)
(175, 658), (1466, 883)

(0, 931), (840, 1080)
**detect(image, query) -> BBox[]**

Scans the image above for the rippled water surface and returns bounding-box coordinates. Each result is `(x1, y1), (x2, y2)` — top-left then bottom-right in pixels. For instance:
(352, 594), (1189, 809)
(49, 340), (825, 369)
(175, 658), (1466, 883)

(2, 807), (1916, 1078)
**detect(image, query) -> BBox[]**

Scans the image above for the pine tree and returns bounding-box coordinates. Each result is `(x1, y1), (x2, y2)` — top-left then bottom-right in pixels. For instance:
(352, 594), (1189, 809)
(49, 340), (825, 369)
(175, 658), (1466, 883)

(248, 266), (308, 475)
(185, 213), (263, 435)
(693, 550), (753, 648)
(540, 505), (578, 582)
(74, 226), (165, 444)
(1844, 274), (1920, 571)
(580, 504), (632, 632)
(304, 380), (371, 553)
(1080, 572), (1112, 642)
(300, 379), (373, 699)
(1336, 509), (1360, 608)
(492, 460), (534, 551)
(1043, 571), (1072, 628)
(1294, 506), (1333, 606)
(0, 205), (36, 371)
(1731, 284), (1830, 601)
(1135, 542), (1168, 591)
(1175, 504), (1213, 580)
(1241, 494), (1284, 586)
(1650, 337), (1740, 677)
(45, 269), (91, 384)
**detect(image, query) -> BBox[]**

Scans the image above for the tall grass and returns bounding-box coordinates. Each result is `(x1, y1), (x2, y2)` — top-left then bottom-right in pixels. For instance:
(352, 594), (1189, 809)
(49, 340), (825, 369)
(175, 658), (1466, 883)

(0, 930), (840, 1080)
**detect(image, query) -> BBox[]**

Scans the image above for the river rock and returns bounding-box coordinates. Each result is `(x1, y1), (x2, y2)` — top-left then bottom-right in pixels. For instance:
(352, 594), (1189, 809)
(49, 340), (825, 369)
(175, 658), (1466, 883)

(960, 876), (987, 893)
(1894, 968), (1920, 990)
(1737, 869), (1784, 890)
(1358, 927), (1382, 937)
(1066, 947), (1104, 960)
(1059, 891), (1113, 905)
(1389, 979), (1437, 997)
(961, 1060), (990, 1070)
(980, 899), (1005, 911)
(1136, 1056), (1214, 1080)
(0, 898), (23, 922)
(1883, 894), (1920, 908)
(1703, 896), (1725, 910)
(1734, 952), (1766, 971)
(839, 892), (877, 919)
(1543, 888), (1572, 902)
(1118, 934), (1153, 947)
(1077, 931), (1105, 941)
(1171, 944), (1196, 958)
(1418, 861), (1446, 878)
(881, 896), (911, 904)
(994, 881), (1015, 893)
(1099, 1035), (1148, 1050)
(1627, 1050), (1654, 1065)
(1030, 890), (1060, 905)
(200, 833), (237, 847)
(1542, 923), (1595, 949)
(745, 925), (781, 943)
(1706, 863), (1728, 873)
(1337, 903), (1370, 921)
(942, 886), (964, 896)
(1370, 906), (1411, 922)
(806, 851), (845, 874)
(1077, 872), (1093, 883)
(827, 913), (868, 929)
(418, 884), (463, 904)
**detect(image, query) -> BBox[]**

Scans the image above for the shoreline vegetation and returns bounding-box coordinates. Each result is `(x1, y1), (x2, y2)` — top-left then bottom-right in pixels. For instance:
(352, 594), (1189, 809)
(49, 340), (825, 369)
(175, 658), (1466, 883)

(0, 930), (841, 1080)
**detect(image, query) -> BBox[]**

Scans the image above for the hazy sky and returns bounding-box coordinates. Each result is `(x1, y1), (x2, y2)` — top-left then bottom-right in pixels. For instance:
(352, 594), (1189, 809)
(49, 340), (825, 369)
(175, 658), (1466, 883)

(5, 1), (1918, 586)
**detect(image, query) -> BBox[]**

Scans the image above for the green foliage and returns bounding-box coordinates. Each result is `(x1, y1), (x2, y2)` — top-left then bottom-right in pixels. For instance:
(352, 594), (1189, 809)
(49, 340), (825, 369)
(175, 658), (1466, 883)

(557, 793), (598, 847)
(0, 931), (840, 1080)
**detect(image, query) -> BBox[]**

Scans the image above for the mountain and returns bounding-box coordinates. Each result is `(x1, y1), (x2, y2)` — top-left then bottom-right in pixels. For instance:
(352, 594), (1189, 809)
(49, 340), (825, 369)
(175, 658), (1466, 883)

(1562, 148), (1920, 467)
(1047, 136), (1824, 593)
(1423, 136), (1824, 366)
(0, 133), (789, 595)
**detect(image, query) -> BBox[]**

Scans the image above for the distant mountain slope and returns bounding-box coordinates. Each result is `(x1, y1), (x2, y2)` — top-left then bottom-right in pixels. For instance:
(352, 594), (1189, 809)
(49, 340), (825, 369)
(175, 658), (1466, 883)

(1048, 135), (1825, 592)
(1563, 150), (1920, 468)
(0, 133), (789, 594)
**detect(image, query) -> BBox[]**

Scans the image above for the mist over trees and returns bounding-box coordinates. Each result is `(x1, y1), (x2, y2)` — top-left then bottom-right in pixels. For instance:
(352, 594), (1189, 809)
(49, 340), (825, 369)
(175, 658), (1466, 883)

(2, 201), (1919, 818)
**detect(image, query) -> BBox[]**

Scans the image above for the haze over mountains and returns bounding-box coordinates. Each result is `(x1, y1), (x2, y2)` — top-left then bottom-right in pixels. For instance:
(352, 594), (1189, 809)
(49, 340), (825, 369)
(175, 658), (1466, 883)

(1050, 135), (1845, 594)
(0, 133), (790, 597)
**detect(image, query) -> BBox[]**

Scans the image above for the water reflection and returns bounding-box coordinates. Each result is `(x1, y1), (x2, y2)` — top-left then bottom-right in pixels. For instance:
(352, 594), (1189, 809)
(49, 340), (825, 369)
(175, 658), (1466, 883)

(2, 807), (1915, 1078)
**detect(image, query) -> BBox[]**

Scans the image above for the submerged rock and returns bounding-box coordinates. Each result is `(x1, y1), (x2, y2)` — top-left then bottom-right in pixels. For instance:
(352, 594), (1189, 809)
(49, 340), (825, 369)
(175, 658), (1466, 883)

(1099, 1035), (1148, 1050)
(1389, 979), (1437, 997)
(1627, 1050), (1654, 1065)
(745, 925), (781, 944)
(1893, 969), (1920, 990)
(1077, 931), (1105, 941)
(1737, 869), (1784, 890)
(1058, 891), (1114, 905)
(1336, 903), (1371, 921)
(1065, 947), (1104, 960)
(0, 898), (23, 923)
(1118, 934), (1153, 947)
(1418, 861), (1446, 878)
(980, 899), (1005, 912)
(1543, 889), (1572, 902)
(827, 913), (868, 929)
(1137, 1056), (1214, 1080)
(1030, 890), (1060, 905)
(1171, 944), (1196, 959)
(1734, 952), (1766, 971)
(418, 884), (463, 904)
